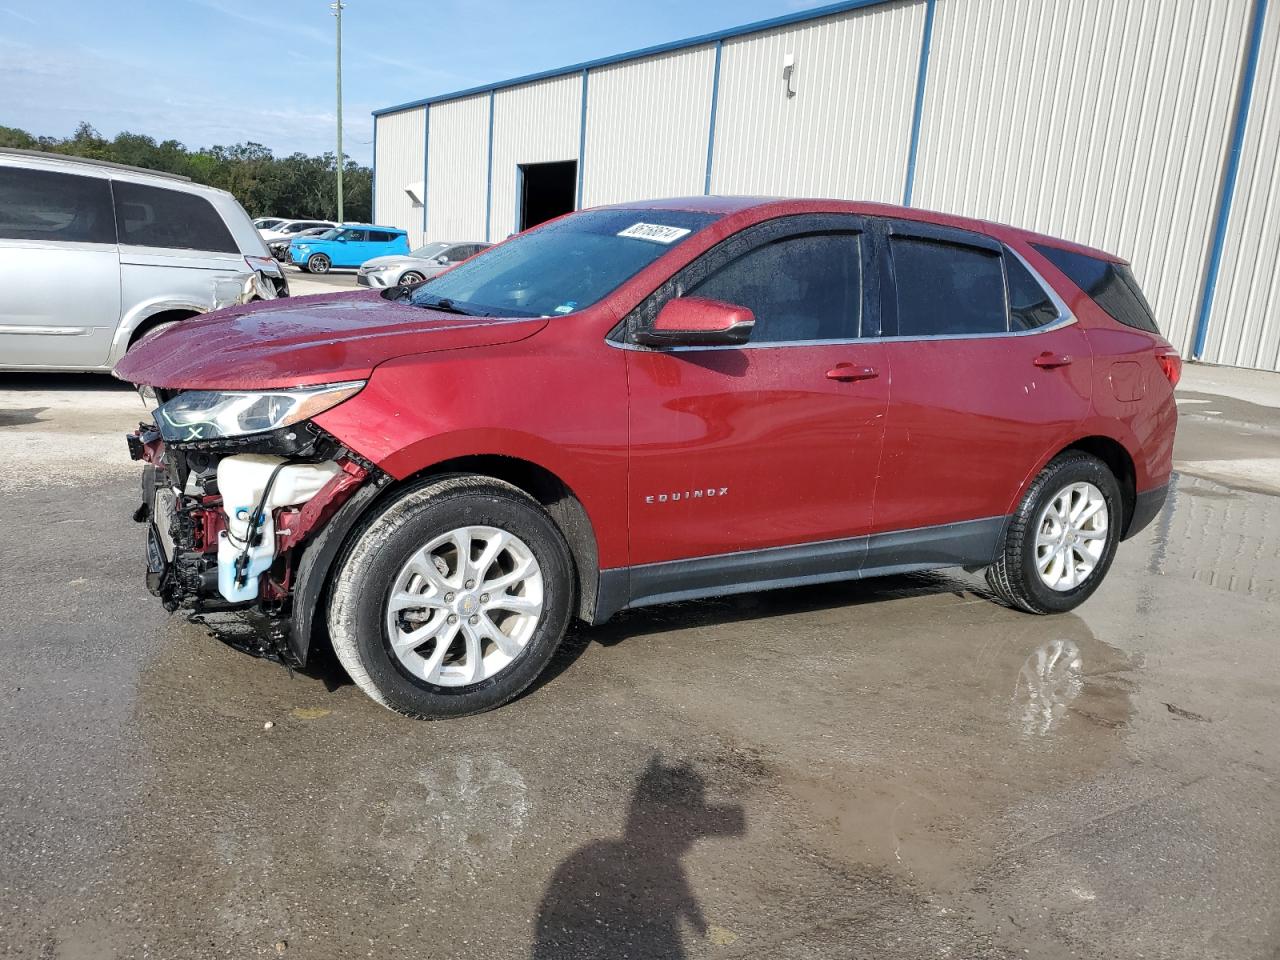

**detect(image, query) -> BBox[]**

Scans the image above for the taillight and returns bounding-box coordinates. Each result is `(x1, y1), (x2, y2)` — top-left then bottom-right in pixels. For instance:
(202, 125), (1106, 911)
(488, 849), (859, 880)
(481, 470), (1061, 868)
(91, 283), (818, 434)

(1156, 350), (1182, 388)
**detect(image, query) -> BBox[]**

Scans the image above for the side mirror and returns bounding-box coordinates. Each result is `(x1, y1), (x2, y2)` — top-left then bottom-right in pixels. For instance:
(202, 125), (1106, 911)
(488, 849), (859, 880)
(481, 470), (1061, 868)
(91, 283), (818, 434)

(434, 255), (449, 264)
(634, 296), (755, 348)
(336, 234), (348, 243)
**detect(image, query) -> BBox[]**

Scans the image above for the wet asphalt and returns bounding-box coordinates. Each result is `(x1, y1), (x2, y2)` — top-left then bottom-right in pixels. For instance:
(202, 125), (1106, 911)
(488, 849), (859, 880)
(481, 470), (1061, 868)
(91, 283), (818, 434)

(1, 367), (1278, 959)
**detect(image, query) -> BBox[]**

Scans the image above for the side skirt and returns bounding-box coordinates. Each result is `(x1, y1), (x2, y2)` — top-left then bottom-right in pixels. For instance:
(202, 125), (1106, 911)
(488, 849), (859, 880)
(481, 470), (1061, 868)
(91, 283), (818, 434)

(592, 515), (1007, 623)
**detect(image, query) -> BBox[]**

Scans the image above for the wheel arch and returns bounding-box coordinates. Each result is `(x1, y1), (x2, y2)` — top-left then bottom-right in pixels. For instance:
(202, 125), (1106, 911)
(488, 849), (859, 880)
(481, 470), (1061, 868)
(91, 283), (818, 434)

(290, 453), (602, 667)
(1010, 434), (1138, 538)
(410, 454), (602, 623)
(126, 308), (203, 348)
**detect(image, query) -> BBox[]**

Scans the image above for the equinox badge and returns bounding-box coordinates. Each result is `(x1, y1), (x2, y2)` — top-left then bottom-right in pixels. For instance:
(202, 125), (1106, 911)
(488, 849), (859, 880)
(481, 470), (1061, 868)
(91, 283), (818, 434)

(644, 487), (729, 504)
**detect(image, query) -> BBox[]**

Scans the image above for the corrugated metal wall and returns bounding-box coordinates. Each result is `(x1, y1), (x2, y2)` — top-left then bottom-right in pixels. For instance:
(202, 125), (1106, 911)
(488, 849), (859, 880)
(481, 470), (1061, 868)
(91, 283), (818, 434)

(710, 0), (923, 201)
(425, 94), (491, 242)
(1202, 1), (1280, 371)
(911, 0), (1254, 360)
(488, 75), (582, 242)
(581, 46), (717, 207)
(376, 0), (1279, 372)
(373, 107), (426, 248)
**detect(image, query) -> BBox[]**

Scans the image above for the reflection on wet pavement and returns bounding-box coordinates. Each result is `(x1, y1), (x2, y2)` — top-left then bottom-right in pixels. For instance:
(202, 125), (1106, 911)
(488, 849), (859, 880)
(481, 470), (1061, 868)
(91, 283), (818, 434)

(3, 465), (1280, 956)
(1014, 638), (1085, 736)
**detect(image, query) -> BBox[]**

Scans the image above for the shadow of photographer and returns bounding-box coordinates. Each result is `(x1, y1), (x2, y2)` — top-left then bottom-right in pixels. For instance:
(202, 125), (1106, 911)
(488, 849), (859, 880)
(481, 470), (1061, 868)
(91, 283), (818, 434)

(531, 755), (746, 959)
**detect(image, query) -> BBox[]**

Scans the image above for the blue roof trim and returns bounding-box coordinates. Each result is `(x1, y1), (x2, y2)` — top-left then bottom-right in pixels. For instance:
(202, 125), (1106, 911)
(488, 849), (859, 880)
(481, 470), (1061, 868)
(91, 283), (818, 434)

(901, 0), (936, 206)
(704, 40), (723, 195)
(373, 0), (898, 117)
(1192, 0), (1269, 359)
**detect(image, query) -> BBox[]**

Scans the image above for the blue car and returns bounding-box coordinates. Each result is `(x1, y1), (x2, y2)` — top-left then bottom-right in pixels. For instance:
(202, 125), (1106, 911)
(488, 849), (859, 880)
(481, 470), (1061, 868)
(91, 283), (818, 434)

(290, 224), (410, 274)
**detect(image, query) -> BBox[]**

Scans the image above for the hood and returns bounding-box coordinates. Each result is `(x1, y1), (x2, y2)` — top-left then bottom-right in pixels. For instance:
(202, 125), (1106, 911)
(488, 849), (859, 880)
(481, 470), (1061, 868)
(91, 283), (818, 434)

(113, 291), (548, 390)
(361, 254), (418, 270)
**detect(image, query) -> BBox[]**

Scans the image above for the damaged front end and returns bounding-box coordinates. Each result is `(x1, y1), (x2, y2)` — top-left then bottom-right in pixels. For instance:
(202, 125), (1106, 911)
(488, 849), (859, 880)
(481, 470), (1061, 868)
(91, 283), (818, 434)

(127, 383), (378, 665)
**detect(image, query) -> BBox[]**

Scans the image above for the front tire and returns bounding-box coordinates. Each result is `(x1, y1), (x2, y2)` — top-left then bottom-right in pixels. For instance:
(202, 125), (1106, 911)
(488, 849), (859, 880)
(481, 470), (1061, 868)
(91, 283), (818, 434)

(399, 270), (426, 286)
(306, 253), (331, 274)
(986, 452), (1122, 614)
(328, 476), (575, 718)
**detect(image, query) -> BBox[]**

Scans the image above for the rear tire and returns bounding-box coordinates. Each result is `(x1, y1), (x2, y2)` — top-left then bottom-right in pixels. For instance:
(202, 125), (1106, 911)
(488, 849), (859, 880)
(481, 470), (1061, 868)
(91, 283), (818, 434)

(306, 253), (331, 274)
(328, 476), (575, 719)
(986, 452), (1122, 614)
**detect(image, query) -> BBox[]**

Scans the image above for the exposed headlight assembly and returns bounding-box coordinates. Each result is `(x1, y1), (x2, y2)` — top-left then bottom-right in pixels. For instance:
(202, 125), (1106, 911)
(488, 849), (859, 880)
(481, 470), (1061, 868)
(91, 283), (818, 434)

(154, 382), (364, 442)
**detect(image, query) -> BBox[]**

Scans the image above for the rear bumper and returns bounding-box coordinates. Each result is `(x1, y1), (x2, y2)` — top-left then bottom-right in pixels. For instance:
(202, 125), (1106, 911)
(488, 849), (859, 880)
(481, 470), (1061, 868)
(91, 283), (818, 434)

(1124, 482), (1168, 540)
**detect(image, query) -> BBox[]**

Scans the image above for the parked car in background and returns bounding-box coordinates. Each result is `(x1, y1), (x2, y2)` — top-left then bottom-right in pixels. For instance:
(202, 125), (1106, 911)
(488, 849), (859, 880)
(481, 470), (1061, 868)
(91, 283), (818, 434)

(253, 217), (285, 230)
(117, 196), (1178, 718)
(260, 218), (335, 242)
(358, 240), (491, 288)
(289, 224), (409, 273)
(0, 147), (286, 372)
(268, 226), (329, 262)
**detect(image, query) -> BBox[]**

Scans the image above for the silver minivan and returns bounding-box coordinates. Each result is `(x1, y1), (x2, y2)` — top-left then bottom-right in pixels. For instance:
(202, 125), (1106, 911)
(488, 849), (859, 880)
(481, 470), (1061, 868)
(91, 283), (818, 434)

(0, 148), (287, 372)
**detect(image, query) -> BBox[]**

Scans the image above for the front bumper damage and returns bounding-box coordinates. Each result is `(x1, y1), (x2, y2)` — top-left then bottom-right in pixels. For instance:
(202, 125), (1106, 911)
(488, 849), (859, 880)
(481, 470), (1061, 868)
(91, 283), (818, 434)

(128, 417), (377, 665)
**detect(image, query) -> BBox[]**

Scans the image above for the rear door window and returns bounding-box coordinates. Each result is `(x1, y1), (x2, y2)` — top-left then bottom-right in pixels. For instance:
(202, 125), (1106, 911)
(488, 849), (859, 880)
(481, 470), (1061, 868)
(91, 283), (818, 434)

(689, 233), (862, 343)
(1005, 253), (1059, 330)
(0, 166), (115, 244)
(1033, 244), (1159, 334)
(888, 235), (1006, 336)
(113, 181), (237, 253)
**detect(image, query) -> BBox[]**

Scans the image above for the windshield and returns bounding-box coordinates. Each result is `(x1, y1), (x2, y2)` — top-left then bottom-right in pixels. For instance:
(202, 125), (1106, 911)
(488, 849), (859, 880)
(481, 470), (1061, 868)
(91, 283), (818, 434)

(407, 209), (718, 317)
(315, 228), (342, 240)
(410, 242), (450, 259)
(255, 218), (281, 228)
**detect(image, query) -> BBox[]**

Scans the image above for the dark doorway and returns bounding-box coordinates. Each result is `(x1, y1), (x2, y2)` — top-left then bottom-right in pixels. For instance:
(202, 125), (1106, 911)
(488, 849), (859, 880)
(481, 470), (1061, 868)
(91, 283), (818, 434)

(519, 160), (577, 232)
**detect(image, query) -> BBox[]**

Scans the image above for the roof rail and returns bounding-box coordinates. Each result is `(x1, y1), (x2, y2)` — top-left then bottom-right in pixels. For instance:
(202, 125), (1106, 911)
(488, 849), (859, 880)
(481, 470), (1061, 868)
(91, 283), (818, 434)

(0, 146), (193, 182)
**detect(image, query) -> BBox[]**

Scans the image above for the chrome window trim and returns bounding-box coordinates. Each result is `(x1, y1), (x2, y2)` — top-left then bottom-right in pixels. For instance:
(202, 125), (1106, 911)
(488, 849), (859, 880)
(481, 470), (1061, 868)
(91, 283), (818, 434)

(606, 313), (1079, 352)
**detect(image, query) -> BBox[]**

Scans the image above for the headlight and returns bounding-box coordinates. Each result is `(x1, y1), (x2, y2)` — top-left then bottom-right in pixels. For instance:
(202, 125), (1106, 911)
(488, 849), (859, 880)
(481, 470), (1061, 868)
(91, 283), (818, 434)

(154, 382), (364, 442)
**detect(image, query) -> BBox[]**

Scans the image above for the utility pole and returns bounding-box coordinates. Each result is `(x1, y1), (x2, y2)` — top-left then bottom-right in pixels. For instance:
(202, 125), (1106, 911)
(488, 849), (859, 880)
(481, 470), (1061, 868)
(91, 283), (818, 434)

(331, 0), (345, 223)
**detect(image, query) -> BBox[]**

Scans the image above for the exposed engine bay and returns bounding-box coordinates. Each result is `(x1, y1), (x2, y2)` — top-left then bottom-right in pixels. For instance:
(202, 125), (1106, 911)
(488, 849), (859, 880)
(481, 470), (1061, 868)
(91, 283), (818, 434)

(128, 392), (375, 664)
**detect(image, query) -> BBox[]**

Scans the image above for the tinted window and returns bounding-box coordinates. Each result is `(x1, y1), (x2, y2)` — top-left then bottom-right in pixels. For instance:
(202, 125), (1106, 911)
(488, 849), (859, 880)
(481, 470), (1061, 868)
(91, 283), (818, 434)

(411, 208), (717, 318)
(689, 233), (861, 342)
(1006, 253), (1059, 329)
(411, 242), (449, 259)
(890, 237), (1006, 336)
(0, 166), (115, 244)
(1033, 244), (1159, 334)
(113, 181), (237, 253)
(343, 229), (367, 242)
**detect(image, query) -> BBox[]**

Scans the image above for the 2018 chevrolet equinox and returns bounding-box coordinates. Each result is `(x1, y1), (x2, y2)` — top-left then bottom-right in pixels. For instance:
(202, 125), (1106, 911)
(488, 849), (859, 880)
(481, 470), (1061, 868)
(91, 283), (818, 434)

(116, 197), (1179, 718)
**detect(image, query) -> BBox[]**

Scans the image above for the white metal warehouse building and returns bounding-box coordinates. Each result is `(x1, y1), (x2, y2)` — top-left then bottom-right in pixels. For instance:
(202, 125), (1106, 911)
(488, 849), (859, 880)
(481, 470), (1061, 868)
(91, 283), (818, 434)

(372, 0), (1280, 372)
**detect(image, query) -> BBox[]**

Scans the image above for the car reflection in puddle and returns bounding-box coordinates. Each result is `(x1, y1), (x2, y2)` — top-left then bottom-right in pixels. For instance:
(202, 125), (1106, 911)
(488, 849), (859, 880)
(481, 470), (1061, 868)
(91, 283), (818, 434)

(1013, 638), (1085, 737)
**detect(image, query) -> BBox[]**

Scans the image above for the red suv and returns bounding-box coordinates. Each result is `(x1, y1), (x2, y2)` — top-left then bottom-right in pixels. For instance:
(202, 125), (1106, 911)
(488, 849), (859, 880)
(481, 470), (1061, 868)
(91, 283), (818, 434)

(117, 197), (1179, 718)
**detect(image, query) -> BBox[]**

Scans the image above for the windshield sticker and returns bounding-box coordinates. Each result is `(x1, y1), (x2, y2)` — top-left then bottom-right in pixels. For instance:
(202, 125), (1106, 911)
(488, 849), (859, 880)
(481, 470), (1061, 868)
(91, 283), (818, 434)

(617, 222), (692, 244)
(553, 302), (577, 315)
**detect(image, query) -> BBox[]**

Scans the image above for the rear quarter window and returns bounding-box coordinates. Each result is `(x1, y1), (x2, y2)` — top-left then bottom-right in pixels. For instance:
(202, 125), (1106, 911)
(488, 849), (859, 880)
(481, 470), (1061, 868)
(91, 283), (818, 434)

(1033, 243), (1159, 334)
(113, 181), (238, 253)
(0, 166), (115, 244)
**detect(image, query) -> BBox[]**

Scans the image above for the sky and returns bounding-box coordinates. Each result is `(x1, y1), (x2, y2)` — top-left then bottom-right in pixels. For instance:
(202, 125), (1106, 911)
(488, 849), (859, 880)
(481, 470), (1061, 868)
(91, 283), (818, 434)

(0, 0), (828, 165)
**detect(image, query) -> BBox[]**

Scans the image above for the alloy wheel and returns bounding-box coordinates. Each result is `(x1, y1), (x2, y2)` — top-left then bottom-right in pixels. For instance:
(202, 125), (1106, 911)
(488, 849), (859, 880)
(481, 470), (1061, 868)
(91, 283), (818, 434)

(1033, 482), (1109, 591)
(384, 525), (544, 686)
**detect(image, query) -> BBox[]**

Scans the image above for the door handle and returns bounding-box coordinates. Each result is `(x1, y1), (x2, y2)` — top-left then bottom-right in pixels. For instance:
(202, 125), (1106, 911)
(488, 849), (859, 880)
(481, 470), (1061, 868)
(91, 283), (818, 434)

(826, 363), (880, 382)
(1033, 351), (1073, 369)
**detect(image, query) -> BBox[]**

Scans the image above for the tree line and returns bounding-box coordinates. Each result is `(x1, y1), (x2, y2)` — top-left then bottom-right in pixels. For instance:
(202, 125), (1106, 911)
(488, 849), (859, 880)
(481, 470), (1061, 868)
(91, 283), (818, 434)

(0, 122), (372, 222)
